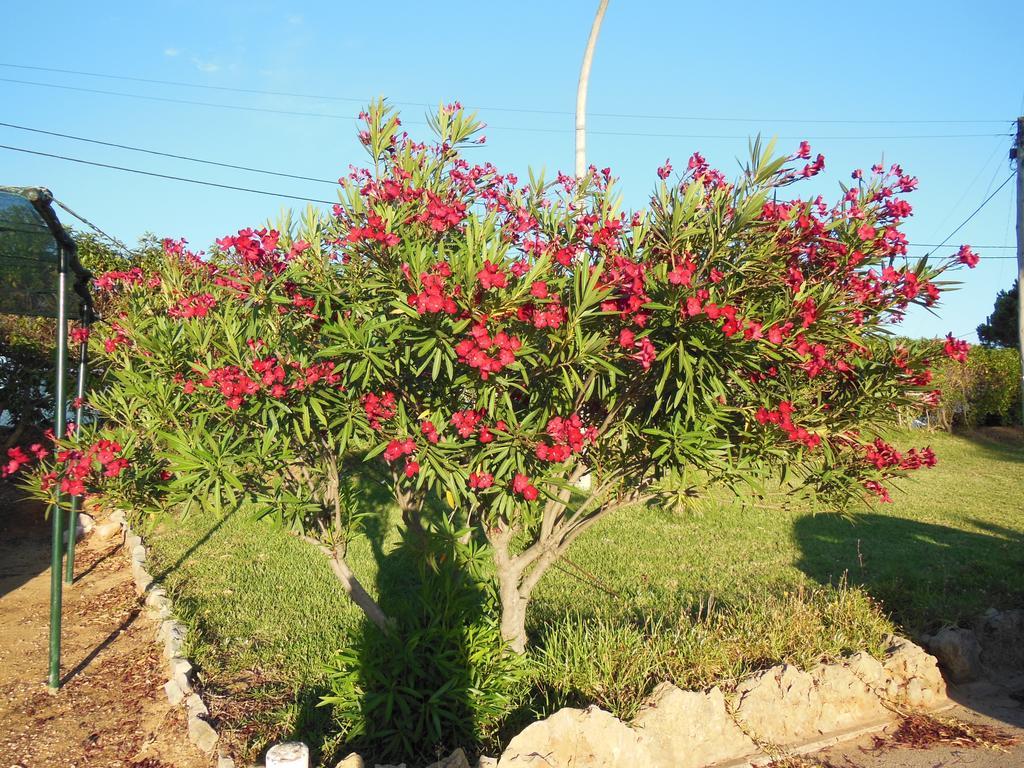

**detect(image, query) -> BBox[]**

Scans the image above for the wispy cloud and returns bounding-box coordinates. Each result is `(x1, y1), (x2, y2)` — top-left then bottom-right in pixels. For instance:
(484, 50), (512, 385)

(287, 14), (304, 25)
(163, 47), (180, 57)
(191, 56), (221, 74)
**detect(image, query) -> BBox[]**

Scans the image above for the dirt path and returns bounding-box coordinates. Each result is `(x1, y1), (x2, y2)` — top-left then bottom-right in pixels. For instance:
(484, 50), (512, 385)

(0, 500), (209, 768)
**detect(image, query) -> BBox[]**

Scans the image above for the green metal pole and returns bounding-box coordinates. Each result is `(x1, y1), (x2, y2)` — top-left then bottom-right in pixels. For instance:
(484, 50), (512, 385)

(63, 313), (89, 584)
(48, 245), (69, 691)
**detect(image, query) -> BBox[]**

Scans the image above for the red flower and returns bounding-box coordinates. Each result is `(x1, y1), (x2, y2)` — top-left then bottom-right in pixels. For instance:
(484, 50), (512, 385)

(60, 477), (86, 496)
(943, 334), (969, 363)
(468, 471), (494, 490)
(512, 472), (538, 501)
(656, 159), (672, 180)
(451, 409), (483, 438)
(530, 281), (549, 299)
(415, 192), (467, 232)
(404, 460), (420, 478)
(455, 323), (522, 379)
(347, 211), (400, 248)
(667, 259), (694, 286)
(797, 298), (818, 328)
(421, 420), (440, 444)
(168, 293), (217, 320)
(630, 337), (656, 370)
(477, 260), (509, 290)
(408, 268), (459, 315)
(956, 245), (979, 268)
(2, 446), (30, 477)
(103, 458), (130, 478)
(864, 480), (892, 503)
(383, 437), (416, 463)
(363, 392), (397, 430)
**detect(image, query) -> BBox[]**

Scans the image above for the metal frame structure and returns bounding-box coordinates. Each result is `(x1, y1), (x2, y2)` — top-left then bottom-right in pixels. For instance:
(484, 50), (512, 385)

(0, 186), (93, 690)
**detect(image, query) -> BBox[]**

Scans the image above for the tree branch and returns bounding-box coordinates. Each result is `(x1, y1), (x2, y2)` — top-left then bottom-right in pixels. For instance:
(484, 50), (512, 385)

(298, 533), (392, 631)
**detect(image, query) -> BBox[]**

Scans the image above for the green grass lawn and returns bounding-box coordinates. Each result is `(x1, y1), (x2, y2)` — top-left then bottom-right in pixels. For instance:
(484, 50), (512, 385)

(533, 427), (1024, 634)
(144, 427), (1024, 759)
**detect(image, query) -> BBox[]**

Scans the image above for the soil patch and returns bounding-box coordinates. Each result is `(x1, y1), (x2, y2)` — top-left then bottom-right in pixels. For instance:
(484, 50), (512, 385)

(0, 496), (209, 768)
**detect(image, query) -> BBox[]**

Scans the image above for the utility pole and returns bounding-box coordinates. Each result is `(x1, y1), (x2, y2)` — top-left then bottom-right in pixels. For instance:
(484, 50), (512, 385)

(575, 0), (609, 178)
(1015, 117), (1024, 426)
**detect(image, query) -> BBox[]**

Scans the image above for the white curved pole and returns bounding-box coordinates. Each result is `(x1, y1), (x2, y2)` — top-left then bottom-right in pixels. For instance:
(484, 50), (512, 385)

(575, 0), (610, 178)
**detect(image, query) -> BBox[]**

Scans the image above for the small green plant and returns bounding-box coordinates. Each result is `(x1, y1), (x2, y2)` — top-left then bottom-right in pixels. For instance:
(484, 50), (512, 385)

(322, 520), (530, 764)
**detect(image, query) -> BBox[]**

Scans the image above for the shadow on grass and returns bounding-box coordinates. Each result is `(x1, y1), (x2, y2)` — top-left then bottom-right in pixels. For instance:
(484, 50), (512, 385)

(794, 512), (1024, 634)
(948, 426), (1024, 464)
(148, 506), (237, 583)
(274, 471), (499, 765)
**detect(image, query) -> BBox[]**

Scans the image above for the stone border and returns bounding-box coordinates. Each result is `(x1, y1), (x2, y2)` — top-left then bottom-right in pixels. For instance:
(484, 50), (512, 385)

(494, 636), (950, 767)
(108, 509), (234, 768)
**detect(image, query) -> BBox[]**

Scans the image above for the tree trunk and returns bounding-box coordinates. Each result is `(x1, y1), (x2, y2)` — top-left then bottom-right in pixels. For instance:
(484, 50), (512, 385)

(488, 487), (647, 653)
(492, 536), (562, 654)
(497, 568), (530, 654)
(327, 548), (393, 631)
(300, 534), (392, 631)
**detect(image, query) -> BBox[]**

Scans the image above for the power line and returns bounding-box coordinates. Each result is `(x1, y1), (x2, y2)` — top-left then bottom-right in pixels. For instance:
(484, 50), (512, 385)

(52, 198), (132, 255)
(930, 135), (1008, 233)
(909, 243), (1015, 249)
(0, 144), (339, 206)
(0, 78), (1012, 141)
(0, 122), (339, 185)
(4, 143), (1019, 262)
(0, 62), (1011, 126)
(922, 175), (1015, 256)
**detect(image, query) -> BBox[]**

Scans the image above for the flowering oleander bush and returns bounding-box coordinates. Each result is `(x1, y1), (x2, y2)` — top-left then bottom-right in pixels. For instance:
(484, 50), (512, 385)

(312, 102), (975, 649)
(17, 100), (978, 655)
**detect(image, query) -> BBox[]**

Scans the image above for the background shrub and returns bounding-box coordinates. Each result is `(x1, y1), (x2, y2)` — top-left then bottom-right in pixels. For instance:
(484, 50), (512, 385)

(927, 346), (1021, 428)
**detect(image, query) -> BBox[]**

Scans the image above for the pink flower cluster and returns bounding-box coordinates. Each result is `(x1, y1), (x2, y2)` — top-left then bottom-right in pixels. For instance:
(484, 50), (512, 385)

(535, 414), (597, 462)
(755, 402), (821, 449)
(43, 439), (129, 496)
(346, 211), (400, 248)
(943, 334), (969, 363)
(455, 322), (522, 379)
(407, 262), (460, 314)
(382, 437), (418, 477)
(450, 409), (506, 443)
(363, 391), (398, 429)
(512, 472), (538, 500)
(864, 438), (936, 471)
(2, 443), (48, 478)
(168, 293), (218, 320)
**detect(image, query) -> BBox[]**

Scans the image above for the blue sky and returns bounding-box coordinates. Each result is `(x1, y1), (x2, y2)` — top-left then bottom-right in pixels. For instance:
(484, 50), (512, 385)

(2, 1), (1021, 341)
